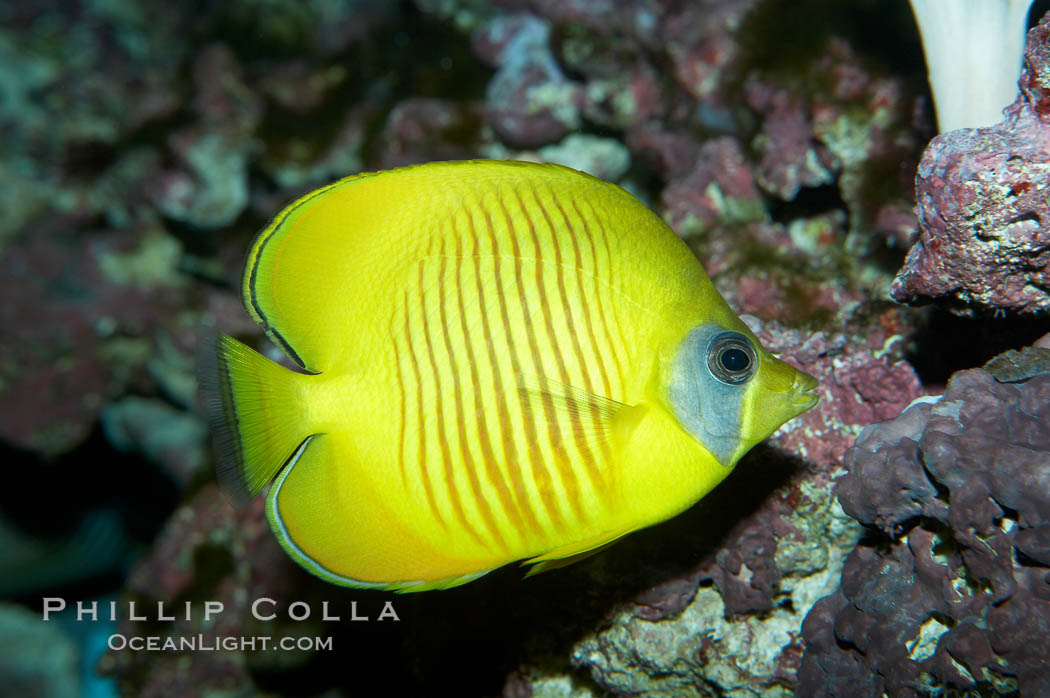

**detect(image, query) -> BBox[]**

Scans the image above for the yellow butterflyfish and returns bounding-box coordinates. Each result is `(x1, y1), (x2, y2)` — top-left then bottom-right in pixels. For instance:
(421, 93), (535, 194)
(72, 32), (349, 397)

(199, 160), (818, 592)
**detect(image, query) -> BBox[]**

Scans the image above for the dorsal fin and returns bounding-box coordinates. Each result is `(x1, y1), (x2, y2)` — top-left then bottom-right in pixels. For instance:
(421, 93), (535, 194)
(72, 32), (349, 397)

(242, 171), (380, 372)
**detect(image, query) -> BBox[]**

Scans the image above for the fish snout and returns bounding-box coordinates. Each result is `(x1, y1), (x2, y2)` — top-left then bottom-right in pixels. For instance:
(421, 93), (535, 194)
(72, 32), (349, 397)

(792, 371), (820, 412)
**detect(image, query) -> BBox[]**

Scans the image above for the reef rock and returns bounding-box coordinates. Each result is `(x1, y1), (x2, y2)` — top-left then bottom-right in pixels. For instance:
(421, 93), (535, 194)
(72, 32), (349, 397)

(661, 137), (768, 234)
(799, 337), (1050, 696)
(375, 98), (485, 170)
(99, 486), (308, 696)
(473, 13), (583, 148)
(0, 216), (190, 457)
(0, 602), (79, 698)
(891, 12), (1050, 316)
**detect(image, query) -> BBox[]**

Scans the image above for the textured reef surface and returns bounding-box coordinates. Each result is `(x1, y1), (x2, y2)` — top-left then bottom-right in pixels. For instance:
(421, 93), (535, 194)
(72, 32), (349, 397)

(2, 0), (1049, 696)
(892, 11), (1050, 316)
(801, 334), (1050, 697)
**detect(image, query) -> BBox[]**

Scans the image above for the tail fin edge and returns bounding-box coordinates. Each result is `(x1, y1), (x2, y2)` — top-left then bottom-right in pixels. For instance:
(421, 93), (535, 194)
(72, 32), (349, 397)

(197, 330), (310, 503)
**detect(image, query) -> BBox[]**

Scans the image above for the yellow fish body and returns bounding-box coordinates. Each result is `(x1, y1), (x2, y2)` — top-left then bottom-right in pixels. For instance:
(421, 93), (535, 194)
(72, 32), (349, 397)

(200, 160), (818, 592)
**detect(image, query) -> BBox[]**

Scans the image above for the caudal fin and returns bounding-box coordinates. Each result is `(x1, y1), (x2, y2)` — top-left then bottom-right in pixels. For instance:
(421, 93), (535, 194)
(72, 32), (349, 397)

(197, 330), (311, 503)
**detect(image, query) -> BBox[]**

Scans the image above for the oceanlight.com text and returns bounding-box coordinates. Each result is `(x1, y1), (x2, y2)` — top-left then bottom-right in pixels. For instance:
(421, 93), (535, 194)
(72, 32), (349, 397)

(107, 634), (334, 652)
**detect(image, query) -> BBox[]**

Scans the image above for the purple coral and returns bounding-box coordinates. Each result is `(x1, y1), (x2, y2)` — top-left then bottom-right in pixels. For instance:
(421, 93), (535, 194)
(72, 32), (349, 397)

(800, 340), (1050, 696)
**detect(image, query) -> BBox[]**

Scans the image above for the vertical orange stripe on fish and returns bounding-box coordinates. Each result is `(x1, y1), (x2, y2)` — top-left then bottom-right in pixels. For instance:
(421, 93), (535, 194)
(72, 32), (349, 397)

(402, 286), (446, 531)
(521, 187), (607, 500)
(583, 197), (634, 375)
(451, 221), (531, 546)
(464, 203), (545, 544)
(390, 327), (409, 489)
(571, 197), (628, 392)
(483, 195), (567, 536)
(436, 235), (508, 553)
(422, 252), (489, 550)
(500, 192), (585, 526)
(549, 188), (614, 399)
(548, 188), (616, 467)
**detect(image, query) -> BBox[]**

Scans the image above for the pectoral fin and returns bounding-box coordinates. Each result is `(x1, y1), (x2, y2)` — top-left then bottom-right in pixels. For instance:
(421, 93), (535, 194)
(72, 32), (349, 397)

(516, 372), (628, 447)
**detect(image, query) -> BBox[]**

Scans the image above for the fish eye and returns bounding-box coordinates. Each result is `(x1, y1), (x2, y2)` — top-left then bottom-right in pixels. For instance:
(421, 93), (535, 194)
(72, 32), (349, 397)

(706, 332), (757, 385)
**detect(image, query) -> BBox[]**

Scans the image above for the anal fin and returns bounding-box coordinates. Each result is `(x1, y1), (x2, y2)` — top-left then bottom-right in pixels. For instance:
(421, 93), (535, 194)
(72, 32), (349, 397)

(522, 528), (632, 577)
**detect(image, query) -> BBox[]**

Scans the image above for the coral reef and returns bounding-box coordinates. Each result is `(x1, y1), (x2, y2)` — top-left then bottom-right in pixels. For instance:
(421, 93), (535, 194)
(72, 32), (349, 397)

(570, 459), (860, 698)
(474, 13), (582, 148)
(661, 137), (768, 234)
(0, 216), (193, 458)
(799, 335), (1050, 697)
(9, 0), (1035, 696)
(891, 11), (1050, 315)
(102, 396), (207, 488)
(0, 602), (79, 698)
(98, 486), (306, 696)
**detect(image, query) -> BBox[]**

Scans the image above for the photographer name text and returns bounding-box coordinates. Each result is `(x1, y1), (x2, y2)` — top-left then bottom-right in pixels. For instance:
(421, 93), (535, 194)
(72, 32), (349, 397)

(42, 597), (400, 623)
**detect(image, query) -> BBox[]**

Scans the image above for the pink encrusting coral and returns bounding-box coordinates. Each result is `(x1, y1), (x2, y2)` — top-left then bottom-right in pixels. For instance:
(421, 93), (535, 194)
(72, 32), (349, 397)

(892, 11), (1050, 316)
(473, 13), (584, 148)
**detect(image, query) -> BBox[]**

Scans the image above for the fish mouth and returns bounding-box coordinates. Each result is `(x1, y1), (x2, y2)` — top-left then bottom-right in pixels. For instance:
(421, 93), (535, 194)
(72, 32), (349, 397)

(792, 372), (820, 411)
